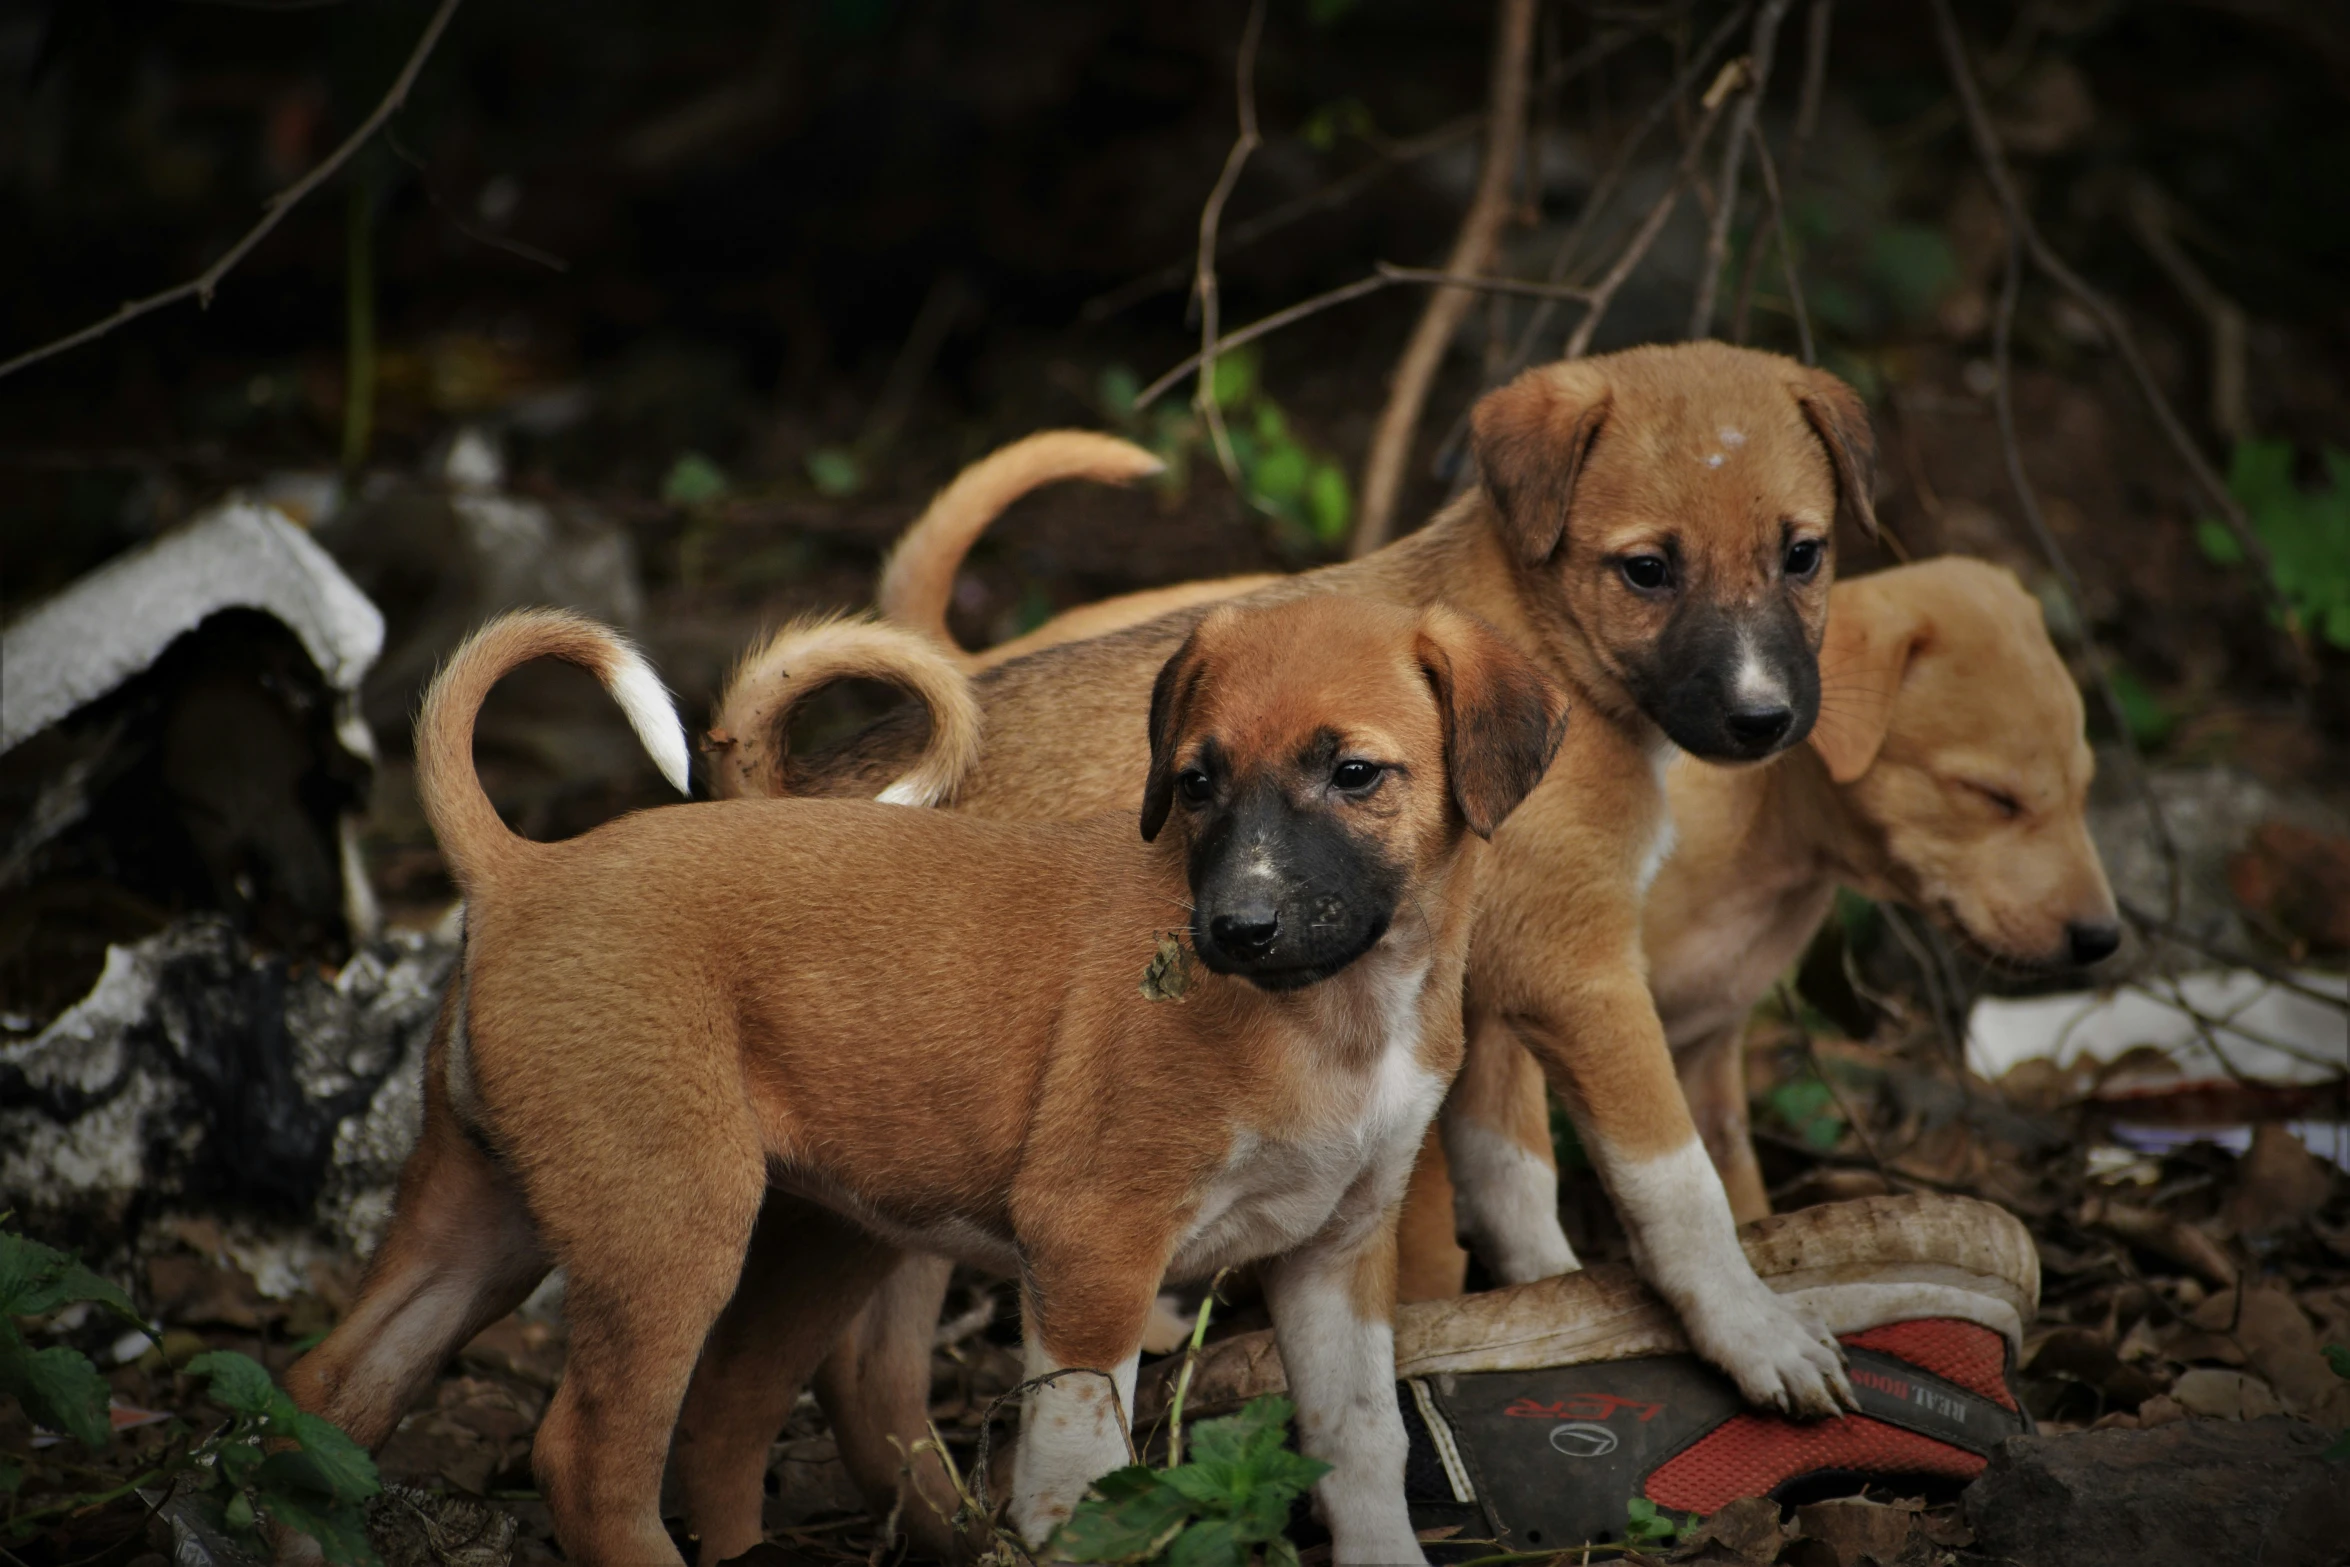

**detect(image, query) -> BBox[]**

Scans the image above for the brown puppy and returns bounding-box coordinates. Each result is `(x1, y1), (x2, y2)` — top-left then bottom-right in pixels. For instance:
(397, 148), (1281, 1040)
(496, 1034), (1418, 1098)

(691, 341), (1876, 1546)
(288, 598), (1563, 1567)
(1401, 556), (2121, 1301)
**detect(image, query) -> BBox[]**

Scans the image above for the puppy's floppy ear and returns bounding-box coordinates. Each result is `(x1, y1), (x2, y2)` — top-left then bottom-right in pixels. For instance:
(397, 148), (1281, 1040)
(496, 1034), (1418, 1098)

(1416, 607), (1570, 838)
(1471, 365), (1611, 566)
(1794, 368), (1880, 540)
(1140, 618), (1215, 842)
(1808, 577), (1927, 784)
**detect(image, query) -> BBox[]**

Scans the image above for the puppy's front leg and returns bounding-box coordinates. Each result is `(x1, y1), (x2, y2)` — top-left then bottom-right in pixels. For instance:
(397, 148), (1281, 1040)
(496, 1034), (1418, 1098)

(1009, 1257), (1157, 1550)
(1261, 1218), (1428, 1567)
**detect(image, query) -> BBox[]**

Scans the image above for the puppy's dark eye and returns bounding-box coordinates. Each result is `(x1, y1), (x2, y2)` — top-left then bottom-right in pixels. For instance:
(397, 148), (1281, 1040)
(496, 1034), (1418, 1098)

(1784, 538), (1823, 579)
(1177, 769), (1213, 805)
(1332, 760), (1381, 792)
(1620, 554), (1670, 593)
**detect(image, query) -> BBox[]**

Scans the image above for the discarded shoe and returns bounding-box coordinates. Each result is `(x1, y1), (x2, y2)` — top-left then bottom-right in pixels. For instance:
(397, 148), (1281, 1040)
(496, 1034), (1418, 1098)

(1138, 1194), (2038, 1554)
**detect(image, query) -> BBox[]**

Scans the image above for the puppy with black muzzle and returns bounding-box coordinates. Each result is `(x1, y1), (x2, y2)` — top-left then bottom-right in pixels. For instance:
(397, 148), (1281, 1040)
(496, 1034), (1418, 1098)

(283, 596), (1564, 1567)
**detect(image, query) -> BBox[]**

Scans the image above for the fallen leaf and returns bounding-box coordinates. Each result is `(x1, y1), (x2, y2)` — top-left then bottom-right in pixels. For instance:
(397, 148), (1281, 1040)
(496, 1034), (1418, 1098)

(1676, 1494), (1786, 1563)
(1793, 1497), (1918, 1567)
(2221, 1123), (2336, 1237)
(2168, 1366), (2284, 1420)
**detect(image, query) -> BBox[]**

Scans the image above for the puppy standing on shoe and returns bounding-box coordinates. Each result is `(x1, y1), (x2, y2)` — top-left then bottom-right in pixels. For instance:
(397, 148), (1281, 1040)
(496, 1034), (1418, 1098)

(285, 596), (1565, 1567)
(1398, 555), (2123, 1293)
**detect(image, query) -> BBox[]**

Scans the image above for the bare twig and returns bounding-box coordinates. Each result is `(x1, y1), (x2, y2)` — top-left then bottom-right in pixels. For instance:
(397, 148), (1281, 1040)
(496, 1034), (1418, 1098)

(1778, 981), (1894, 1186)
(1562, 57), (1748, 361)
(384, 126), (570, 273)
(1739, 118), (1815, 363)
(1193, 0), (1269, 488)
(1502, 3), (1752, 378)
(2124, 180), (2250, 445)
(2117, 899), (2350, 1013)
(1078, 25), (1649, 325)
(1349, 0), (1541, 558)
(0, 0), (466, 383)
(1992, 227), (2185, 921)
(1729, 0), (1829, 354)
(1688, 0), (1795, 340)
(1133, 264), (1592, 412)
(1925, 0), (2308, 675)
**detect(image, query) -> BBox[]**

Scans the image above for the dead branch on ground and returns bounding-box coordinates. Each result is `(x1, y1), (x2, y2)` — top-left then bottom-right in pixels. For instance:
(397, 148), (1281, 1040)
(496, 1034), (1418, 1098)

(1349, 0), (1541, 558)
(0, 0), (466, 383)
(2125, 180), (2251, 446)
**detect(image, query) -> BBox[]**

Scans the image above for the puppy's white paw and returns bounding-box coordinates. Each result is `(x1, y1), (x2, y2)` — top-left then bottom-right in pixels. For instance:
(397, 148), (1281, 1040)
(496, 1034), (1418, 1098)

(1680, 1280), (1854, 1419)
(1332, 1524), (1432, 1567)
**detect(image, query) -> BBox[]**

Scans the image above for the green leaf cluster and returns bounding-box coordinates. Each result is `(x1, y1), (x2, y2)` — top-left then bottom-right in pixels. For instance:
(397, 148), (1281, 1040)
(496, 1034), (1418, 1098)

(1624, 1496), (1690, 1545)
(0, 1225), (380, 1563)
(1101, 349), (1353, 557)
(2196, 439), (2350, 650)
(2325, 1344), (2350, 1460)
(1767, 1075), (1846, 1151)
(1049, 1395), (1330, 1567)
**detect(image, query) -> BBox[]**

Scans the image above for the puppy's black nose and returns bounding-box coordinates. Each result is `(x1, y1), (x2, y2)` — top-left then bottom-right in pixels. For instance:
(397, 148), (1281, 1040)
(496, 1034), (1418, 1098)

(1210, 909), (1280, 959)
(2067, 920), (2122, 965)
(1724, 705), (1794, 748)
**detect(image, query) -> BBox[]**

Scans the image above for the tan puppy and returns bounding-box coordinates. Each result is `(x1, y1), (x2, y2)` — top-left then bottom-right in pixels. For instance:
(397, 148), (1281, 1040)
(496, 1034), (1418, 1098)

(875, 426), (1276, 670)
(691, 341), (1879, 1546)
(288, 598), (1564, 1567)
(1399, 556), (2122, 1301)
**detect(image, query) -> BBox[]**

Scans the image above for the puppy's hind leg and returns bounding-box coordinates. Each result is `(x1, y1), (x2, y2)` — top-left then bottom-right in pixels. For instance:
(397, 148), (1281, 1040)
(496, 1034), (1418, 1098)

(1440, 1011), (1578, 1284)
(814, 1252), (964, 1558)
(286, 1044), (549, 1453)
(530, 1119), (767, 1566)
(672, 1198), (917, 1566)
(1263, 1199), (1428, 1567)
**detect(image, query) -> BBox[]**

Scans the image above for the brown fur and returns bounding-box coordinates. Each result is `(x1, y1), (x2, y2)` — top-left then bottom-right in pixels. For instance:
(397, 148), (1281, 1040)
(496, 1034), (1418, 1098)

(289, 599), (1560, 1566)
(1403, 557), (2121, 1304)
(874, 429), (1165, 667)
(697, 342), (1874, 1544)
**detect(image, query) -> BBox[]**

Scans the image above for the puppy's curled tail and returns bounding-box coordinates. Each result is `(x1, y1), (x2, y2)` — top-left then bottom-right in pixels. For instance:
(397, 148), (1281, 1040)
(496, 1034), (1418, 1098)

(875, 430), (1163, 656)
(416, 609), (690, 894)
(709, 614), (980, 806)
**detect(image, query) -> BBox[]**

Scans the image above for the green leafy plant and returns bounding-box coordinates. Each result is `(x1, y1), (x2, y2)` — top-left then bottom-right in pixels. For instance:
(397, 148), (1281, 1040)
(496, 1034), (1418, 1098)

(1049, 1395), (1330, 1566)
(1624, 1496), (1691, 1547)
(1100, 348), (1353, 558)
(0, 1224), (381, 1563)
(2197, 440), (2350, 650)
(1767, 1074), (1847, 1151)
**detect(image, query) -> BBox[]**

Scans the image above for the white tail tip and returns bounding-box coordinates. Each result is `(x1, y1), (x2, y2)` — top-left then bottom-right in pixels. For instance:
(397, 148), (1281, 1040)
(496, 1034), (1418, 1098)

(607, 647), (692, 796)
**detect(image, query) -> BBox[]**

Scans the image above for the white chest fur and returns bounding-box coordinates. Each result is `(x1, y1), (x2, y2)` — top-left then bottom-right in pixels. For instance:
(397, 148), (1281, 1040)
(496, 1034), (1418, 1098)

(1170, 956), (1442, 1280)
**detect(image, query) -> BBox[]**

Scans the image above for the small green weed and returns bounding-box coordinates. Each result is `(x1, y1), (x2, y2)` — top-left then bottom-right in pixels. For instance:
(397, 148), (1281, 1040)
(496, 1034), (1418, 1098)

(1050, 1394), (1330, 1566)
(1100, 348), (1353, 558)
(0, 1223), (381, 1563)
(1767, 1075), (1847, 1151)
(1623, 1496), (1691, 1547)
(2197, 439), (2350, 650)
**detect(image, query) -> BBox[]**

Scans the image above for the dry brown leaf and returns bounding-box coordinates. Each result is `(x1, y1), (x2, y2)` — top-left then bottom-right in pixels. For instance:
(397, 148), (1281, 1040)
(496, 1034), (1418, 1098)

(2221, 1123), (2337, 1237)
(2168, 1366), (2285, 1420)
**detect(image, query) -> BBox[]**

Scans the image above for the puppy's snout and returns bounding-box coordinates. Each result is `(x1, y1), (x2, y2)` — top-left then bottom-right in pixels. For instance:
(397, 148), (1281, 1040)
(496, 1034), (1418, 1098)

(2067, 919), (2122, 966)
(1724, 703), (1795, 749)
(1209, 906), (1281, 960)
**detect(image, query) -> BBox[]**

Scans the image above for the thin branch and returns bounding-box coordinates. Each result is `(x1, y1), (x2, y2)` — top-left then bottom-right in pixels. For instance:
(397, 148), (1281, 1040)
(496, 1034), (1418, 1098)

(1077, 24), (1650, 325)
(1730, 0), (1828, 353)
(1503, 3), (1752, 378)
(1925, 0), (2309, 677)
(384, 126), (570, 273)
(2124, 179), (2249, 445)
(1132, 265), (1593, 413)
(1992, 228), (2185, 923)
(1563, 57), (1747, 361)
(1688, 0), (1794, 340)
(0, 0), (467, 384)
(1349, 0), (1541, 558)
(1193, 0), (1269, 489)
(1741, 117), (1814, 363)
